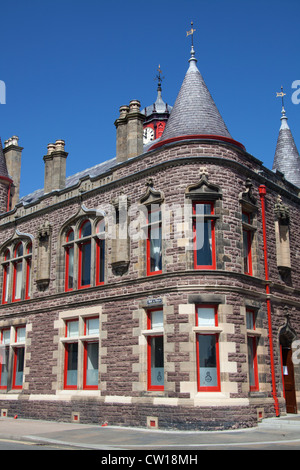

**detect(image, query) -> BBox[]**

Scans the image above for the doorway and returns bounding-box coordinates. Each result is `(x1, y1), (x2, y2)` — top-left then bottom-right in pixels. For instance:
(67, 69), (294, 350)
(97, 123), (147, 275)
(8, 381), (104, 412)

(281, 345), (297, 414)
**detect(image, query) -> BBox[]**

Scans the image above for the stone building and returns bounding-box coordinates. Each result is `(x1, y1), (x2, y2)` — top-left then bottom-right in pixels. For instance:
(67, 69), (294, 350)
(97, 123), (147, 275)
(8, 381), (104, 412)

(0, 43), (300, 430)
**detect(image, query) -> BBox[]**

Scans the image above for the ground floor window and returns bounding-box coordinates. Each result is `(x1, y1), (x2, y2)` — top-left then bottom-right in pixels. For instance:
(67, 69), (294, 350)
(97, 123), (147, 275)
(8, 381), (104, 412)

(0, 325), (26, 391)
(146, 309), (164, 391)
(195, 306), (220, 392)
(246, 309), (259, 391)
(62, 315), (99, 390)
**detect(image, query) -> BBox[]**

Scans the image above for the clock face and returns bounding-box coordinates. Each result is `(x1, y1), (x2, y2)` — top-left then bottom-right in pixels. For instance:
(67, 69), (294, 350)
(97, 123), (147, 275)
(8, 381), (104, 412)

(143, 126), (155, 144)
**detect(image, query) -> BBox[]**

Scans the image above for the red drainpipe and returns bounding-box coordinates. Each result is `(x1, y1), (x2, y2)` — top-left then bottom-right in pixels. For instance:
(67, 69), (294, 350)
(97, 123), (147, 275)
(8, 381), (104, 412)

(259, 185), (280, 416)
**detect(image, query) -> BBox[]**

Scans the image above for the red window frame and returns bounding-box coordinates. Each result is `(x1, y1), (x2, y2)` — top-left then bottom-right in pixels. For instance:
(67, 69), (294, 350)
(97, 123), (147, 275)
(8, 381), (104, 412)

(195, 305), (220, 392)
(78, 220), (92, 290)
(12, 326), (25, 390)
(65, 229), (74, 292)
(83, 316), (99, 390)
(242, 212), (253, 276)
(1, 249), (10, 304)
(25, 243), (32, 300)
(246, 309), (259, 392)
(146, 205), (162, 276)
(147, 309), (164, 391)
(64, 319), (79, 390)
(193, 202), (216, 270)
(83, 341), (99, 390)
(0, 328), (10, 390)
(12, 242), (23, 302)
(95, 220), (105, 286)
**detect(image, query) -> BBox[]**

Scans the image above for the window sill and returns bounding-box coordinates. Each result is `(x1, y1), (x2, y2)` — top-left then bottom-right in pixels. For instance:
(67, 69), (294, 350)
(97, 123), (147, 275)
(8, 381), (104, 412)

(193, 326), (223, 334)
(142, 328), (164, 336)
(247, 329), (261, 338)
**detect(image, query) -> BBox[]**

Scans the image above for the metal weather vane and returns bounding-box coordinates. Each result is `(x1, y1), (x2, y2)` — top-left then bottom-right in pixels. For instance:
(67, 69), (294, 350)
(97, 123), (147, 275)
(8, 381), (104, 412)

(276, 86), (286, 108)
(154, 65), (164, 88)
(186, 21), (196, 46)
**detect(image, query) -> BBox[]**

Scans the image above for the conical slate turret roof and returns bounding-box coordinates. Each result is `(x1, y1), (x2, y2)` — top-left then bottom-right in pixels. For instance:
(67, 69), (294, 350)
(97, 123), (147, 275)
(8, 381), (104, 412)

(272, 106), (300, 187)
(160, 46), (232, 142)
(0, 137), (9, 179)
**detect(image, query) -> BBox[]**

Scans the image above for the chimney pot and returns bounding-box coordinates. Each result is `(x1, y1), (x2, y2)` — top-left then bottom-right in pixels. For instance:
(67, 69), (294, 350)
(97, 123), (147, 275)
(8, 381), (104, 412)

(55, 139), (65, 151)
(129, 100), (141, 113)
(47, 143), (56, 154)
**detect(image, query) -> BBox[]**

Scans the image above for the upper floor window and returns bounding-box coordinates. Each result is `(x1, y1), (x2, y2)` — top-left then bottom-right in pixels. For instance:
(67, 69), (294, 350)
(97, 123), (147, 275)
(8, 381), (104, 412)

(63, 218), (105, 292)
(147, 205), (162, 276)
(242, 211), (253, 275)
(1, 240), (32, 304)
(192, 202), (216, 270)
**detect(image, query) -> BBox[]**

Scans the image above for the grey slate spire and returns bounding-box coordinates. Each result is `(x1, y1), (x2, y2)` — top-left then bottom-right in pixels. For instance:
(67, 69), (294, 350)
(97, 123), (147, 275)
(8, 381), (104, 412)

(0, 137), (9, 179)
(160, 45), (232, 142)
(272, 105), (300, 187)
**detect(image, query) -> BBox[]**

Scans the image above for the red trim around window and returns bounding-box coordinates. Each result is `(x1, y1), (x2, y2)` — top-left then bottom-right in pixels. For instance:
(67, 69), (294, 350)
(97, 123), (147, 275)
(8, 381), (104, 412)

(78, 241), (91, 289)
(247, 309), (259, 392)
(12, 348), (23, 390)
(242, 212), (253, 276)
(64, 343), (77, 390)
(2, 263), (9, 305)
(193, 202), (216, 270)
(78, 221), (92, 289)
(95, 239), (105, 286)
(25, 259), (31, 300)
(0, 328), (9, 390)
(12, 260), (22, 303)
(195, 305), (220, 392)
(83, 341), (98, 390)
(65, 229), (74, 292)
(12, 327), (25, 390)
(146, 207), (162, 276)
(64, 320), (78, 390)
(147, 309), (164, 391)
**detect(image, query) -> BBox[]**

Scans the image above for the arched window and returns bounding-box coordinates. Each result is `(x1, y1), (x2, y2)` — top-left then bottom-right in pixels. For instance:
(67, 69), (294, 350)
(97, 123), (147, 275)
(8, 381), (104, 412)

(78, 220), (92, 289)
(96, 219), (105, 286)
(2, 249), (10, 304)
(63, 218), (105, 292)
(1, 239), (32, 304)
(65, 229), (74, 292)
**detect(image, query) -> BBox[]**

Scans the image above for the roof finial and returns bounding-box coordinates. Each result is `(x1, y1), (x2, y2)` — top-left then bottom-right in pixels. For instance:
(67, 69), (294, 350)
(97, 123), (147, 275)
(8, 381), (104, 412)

(276, 86), (289, 130)
(186, 21), (196, 47)
(187, 21), (197, 67)
(276, 86), (286, 109)
(155, 64), (164, 91)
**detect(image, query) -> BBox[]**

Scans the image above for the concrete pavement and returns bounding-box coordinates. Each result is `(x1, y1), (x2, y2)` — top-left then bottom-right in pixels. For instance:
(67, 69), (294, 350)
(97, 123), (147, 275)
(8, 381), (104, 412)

(1, 414), (300, 450)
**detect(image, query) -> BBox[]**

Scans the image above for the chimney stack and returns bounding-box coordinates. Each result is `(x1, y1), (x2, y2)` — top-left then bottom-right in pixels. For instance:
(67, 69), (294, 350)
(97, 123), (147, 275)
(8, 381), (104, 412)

(43, 140), (68, 193)
(3, 136), (23, 209)
(115, 100), (145, 163)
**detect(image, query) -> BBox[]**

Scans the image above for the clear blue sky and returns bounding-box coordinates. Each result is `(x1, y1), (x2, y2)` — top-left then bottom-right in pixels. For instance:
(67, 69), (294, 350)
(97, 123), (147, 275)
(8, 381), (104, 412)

(1, 0), (299, 198)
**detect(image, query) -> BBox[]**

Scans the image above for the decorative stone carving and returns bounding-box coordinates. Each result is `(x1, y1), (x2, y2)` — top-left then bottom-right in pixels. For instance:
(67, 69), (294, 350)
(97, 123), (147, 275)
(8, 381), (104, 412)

(111, 193), (131, 276)
(185, 173), (222, 200)
(239, 178), (257, 213)
(279, 313), (297, 347)
(139, 178), (164, 205)
(36, 221), (52, 290)
(274, 195), (290, 225)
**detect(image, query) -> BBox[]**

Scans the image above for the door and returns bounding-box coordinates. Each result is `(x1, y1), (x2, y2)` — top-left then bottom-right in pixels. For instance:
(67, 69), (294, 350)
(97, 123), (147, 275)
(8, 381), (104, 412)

(281, 347), (297, 414)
